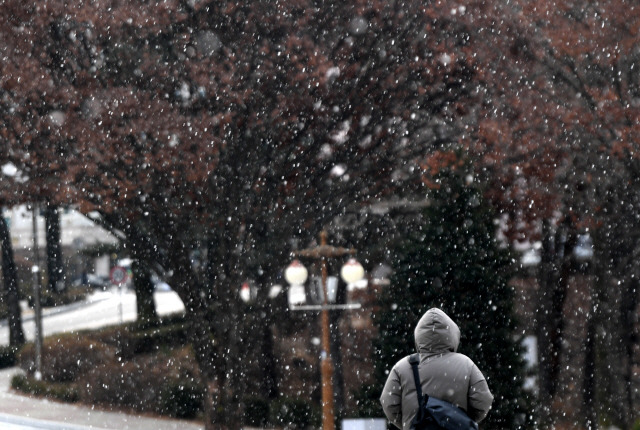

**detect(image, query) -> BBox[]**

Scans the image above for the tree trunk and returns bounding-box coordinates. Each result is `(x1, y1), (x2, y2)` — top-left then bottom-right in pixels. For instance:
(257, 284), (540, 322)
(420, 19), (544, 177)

(174, 240), (244, 429)
(125, 226), (160, 327)
(260, 318), (278, 399)
(536, 221), (559, 423)
(172, 253), (221, 428)
(331, 276), (348, 420)
(191, 304), (223, 429)
(582, 287), (597, 430)
(220, 289), (243, 429)
(131, 258), (157, 328)
(0, 214), (25, 347)
(255, 268), (278, 400)
(44, 205), (64, 293)
(536, 219), (575, 424)
(330, 309), (344, 421)
(618, 275), (638, 428)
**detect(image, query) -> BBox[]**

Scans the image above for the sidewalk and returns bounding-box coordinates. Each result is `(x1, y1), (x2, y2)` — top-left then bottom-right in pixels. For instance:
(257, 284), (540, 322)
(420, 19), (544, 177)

(0, 367), (204, 430)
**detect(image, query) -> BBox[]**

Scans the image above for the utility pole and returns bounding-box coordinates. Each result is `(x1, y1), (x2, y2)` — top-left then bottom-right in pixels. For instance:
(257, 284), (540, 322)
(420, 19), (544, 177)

(291, 231), (360, 430)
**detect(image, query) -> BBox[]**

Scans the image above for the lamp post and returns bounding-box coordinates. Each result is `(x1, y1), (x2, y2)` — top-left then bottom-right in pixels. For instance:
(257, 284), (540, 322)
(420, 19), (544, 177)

(285, 231), (364, 430)
(31, 203), (43, 381)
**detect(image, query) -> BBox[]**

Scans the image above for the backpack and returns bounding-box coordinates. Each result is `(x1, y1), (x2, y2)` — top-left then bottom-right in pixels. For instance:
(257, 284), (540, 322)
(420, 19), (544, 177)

(408, 354), (479, 430)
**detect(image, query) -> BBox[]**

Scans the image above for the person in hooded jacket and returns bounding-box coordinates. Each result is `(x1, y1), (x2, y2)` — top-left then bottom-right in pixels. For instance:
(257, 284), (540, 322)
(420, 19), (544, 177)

(380, 308), (494, 430)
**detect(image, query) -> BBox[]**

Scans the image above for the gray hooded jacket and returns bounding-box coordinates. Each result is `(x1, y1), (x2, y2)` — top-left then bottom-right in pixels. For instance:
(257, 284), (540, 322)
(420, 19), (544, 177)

(379, 308), (493, 429)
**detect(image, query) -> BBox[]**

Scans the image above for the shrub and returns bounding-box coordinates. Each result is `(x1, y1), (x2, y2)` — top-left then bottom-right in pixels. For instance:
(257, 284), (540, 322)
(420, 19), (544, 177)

(270, 397), (320, 430)
(130, 322), (191, 355)
(11, 373), (80, 403)
(86, 321), (190, 359)
(0, 345), (18, 369)
(17, 334), (115, 382)
(80, 346), (203, 416)
(160, 380), (205, 419)
(243, 397), (270, 428)
(13, 318), (204, 421)
(82, 326), (134, 358)
(82, 359), (162, 411)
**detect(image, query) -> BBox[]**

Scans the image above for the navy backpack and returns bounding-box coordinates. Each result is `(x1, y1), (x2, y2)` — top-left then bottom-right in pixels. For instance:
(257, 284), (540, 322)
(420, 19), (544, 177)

(408, 354), (479, 430)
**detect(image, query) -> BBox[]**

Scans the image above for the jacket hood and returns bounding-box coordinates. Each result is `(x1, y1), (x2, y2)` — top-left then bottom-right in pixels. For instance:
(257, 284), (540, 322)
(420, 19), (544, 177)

(414, 308), (461, 355)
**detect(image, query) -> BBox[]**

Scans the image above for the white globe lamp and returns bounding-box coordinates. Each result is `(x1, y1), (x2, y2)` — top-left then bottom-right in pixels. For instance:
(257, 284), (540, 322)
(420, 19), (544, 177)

(340, 258), (365, 285)
(285, 259), (308, 285)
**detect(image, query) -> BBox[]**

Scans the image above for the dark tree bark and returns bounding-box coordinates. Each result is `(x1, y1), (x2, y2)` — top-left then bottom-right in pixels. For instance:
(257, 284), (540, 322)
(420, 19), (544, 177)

(330, 276), (349, 420)
(44, 204), (63, 293)
(618, 274), (638, 428)
(260, 319), (278, 399)
(582, 258), (598, 430)
(0, 214), (25, 346)
(536, 218), (577, 424)
(255, 267), (279, 400)
(583, 309), (597, 430)
(131, 258), (157, 328)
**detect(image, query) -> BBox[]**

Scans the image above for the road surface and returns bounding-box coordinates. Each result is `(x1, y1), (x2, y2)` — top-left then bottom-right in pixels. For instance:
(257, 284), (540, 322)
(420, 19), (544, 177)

(1, 288), (186, 345)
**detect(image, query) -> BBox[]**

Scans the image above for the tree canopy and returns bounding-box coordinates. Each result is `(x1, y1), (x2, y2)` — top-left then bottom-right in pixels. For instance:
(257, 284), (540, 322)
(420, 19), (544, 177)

(3, 0), (640, 428)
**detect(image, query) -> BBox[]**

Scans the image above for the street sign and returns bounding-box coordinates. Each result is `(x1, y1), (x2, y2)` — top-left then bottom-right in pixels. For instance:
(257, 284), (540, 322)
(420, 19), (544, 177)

(109, 266), (128, 285)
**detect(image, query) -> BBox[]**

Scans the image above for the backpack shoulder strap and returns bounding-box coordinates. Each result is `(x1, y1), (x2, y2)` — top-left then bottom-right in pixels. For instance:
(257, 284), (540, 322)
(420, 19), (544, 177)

(409, 353), (428, 408)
